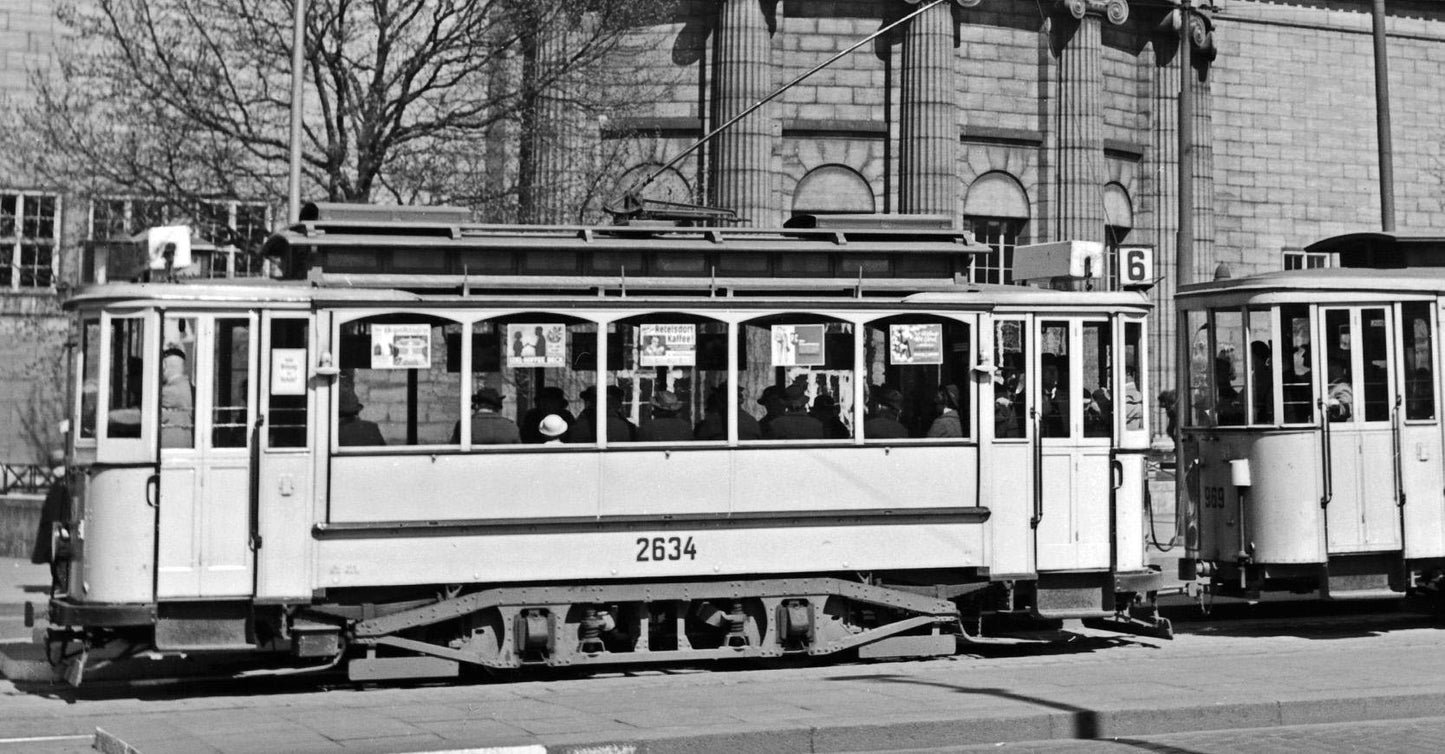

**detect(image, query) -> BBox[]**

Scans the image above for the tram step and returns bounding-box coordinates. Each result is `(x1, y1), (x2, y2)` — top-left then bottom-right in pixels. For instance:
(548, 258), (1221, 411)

(856, 634), (955, 660)
(348, 656), (459, 682)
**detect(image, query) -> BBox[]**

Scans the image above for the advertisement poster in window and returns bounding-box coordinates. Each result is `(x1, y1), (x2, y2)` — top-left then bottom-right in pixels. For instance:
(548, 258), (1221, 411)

(507, 323), (566, 367)
(772, 324), (825, 366)
(640, 324), (696, 367)
(370, 324), (431, 369)
(889, 323), (943, 365)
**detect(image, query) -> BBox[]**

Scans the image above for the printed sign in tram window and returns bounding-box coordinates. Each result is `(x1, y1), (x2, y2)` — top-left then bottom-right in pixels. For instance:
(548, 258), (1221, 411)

(370, 324), (432, 369)
(507, 323), (566, 368)
(270, 348), (307, 395)
(640, 324), (697, 367)
(889, 323), (943, 365)
(772, 324), (825, 367)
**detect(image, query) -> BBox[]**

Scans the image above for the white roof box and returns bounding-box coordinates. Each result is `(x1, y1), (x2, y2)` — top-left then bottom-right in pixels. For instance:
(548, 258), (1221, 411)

(1012, 240), (1104, 283)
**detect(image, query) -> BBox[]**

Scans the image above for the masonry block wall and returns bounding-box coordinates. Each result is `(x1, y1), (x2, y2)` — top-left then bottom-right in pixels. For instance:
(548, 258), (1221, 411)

(1213, 4), (1445, 278)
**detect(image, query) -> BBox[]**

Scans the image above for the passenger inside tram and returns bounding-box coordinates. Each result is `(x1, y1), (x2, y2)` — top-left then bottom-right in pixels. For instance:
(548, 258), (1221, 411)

(993, 354), (1025, 438)
(1326, 357), (1353, 422)
(1039, 354), (1066, 437)
(864, 386), (909, 439)
(451, 387), (520, 444)
(1250, 341), (1273, 424)
(337, 389), (385, 446)
(808, 394), (850, 439)
(763, 380), (826, 440)
(520, 387), (574, 444)
(160, 346), (194, 448)
(927, 384), (963, 438)
(694, 383), (762, 440)
(636, 390), (692, 441)
(755, 385), (785, 435)
(1215, 354), (1245, 426)
(570, 385), (637, 443)
(1123, 366), (1144, 431)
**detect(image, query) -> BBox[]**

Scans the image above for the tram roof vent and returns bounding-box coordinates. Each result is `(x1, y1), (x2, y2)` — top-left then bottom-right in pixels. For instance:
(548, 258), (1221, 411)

(300, 202), (474, 226)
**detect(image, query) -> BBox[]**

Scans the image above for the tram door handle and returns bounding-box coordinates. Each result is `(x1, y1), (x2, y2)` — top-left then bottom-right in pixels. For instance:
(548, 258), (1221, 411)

(1030, 408), (1043, 529)
(1317, 399), (1333, 509)
(1110, 459), (1124, 491)
(145, 473), (159, 508)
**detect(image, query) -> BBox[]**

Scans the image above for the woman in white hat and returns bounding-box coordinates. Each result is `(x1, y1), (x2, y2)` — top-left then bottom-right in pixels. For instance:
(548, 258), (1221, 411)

(539, 413), (569, 444)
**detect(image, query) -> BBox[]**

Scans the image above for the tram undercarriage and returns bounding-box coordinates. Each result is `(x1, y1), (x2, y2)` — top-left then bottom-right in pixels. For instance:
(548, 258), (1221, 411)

(41, 570), (1170, 684)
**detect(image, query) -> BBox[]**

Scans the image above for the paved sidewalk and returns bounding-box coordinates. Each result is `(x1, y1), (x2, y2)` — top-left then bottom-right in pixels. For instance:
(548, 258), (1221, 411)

(0, 557), (48, 612)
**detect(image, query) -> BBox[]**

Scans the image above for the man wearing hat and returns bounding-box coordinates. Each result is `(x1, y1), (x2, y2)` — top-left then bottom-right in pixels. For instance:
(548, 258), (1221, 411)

(927, 384), (964, 438)
(755, 384), (785, 435)
(451, 387), (520, 444)
(694, 382), (761, 441)
(569, 385), (637, 443)
(808, 393), (850, 439)
(864, 386), (910, 439)
(337, 388), (385, 446)
(763, 379), (826, 440)
(637, 390), (693, 442)
(521, 386), (575, 444)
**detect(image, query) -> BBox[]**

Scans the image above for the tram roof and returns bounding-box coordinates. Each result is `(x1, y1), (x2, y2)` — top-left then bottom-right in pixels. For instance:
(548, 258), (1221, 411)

(64, 278), (1149, 311)
(1178, 265), (1445, 304)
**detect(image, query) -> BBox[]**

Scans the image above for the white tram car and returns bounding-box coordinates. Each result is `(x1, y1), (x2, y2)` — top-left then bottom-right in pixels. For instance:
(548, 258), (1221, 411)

(41, 204), (1164, 682)
(1179, 232), (1445, 600)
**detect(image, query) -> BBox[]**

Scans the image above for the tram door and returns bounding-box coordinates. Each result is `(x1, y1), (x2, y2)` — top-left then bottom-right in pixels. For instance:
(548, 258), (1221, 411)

(155, 313), (258, 598)
(1318, 307), (1401, 554)
(1034, 319), (1113, 571)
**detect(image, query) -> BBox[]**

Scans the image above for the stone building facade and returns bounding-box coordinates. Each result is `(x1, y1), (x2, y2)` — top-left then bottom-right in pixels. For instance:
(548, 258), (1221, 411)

(2, 0), (1445, 460)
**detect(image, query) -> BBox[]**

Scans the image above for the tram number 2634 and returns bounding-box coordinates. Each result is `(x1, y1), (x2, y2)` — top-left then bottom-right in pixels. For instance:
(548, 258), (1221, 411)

(636, 536), (699, 562)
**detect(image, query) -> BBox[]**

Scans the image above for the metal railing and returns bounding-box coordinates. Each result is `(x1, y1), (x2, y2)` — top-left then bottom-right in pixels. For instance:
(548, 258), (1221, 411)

(0, 464), (61, 495)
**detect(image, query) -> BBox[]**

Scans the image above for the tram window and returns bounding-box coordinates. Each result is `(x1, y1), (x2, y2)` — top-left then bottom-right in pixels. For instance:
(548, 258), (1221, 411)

(1213, 310), (1245, 427)
(1323, 309), (1353, 423)
(607, 317), (727, 444)
(1186, 310), (1212, 427)
(993, 319), (1027, 439)
(339, 315), (462, 447)
(1081, 322), (1113, 438)
(1039, 321), (1070, 438)
(467, 318), (594, 445)
(211, 318), (250, 448)
(160, 317), (197, 449)
(1280, 305), (1313, 424)
(862, 316), (972, 441)
(267, 319), (309, 448)
(80, 319), (99, 440)
(1122, 321), (1144, 432)
(1403, 302), (1435, 421)
(1246, 309), (1274, 425)
(105, 317), (146, 439)
(1361, 308), (1390, 422)
(740, 315), (854, 441)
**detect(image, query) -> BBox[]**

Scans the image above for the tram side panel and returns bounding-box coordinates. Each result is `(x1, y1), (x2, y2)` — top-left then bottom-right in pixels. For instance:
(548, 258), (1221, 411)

(318, 445), (985, 589)
(1191, 431), (1326, 571)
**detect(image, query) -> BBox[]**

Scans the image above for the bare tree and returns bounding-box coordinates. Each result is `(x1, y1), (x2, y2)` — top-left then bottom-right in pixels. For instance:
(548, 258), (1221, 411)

(11, 0), (671, 217)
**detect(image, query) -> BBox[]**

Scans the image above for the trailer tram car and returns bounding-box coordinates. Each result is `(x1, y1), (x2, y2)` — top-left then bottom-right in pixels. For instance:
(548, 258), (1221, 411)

(1179, 232), (1445, 601)
(40, 204), (1165, 684)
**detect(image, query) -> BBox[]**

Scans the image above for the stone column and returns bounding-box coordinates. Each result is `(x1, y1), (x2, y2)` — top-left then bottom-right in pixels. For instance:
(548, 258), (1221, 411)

(899, 0), (974, 219)
(1187, 14), (1217, 283)
(1049, 0), (1129, 242)
(519, 12), (591, 225)
(711, 0), (776, 227)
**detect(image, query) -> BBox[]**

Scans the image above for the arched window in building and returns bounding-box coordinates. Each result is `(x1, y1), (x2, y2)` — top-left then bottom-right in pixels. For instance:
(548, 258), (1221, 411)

(1103, 183), (1135, 283)
(791, 165), (875, 217)
(962, 172), (1030, 285)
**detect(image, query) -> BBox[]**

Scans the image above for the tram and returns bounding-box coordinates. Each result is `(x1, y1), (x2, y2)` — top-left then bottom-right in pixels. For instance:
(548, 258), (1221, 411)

(39, 203), (1164, 684)
(1178, 232), (1445, 600)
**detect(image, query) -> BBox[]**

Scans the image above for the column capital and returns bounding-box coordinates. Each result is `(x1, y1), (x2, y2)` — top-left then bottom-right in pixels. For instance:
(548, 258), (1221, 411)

(903, 0), (982, 9)
(1056, 0), (1129, 25)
